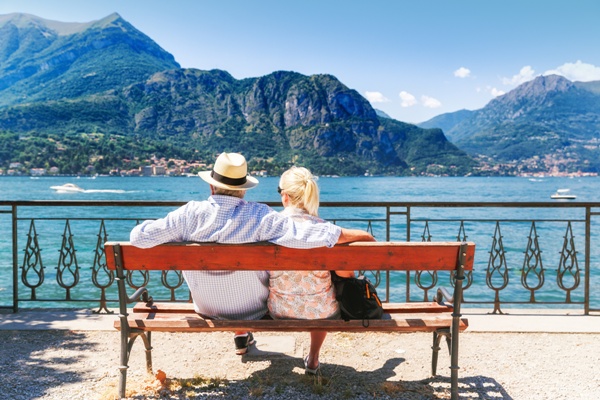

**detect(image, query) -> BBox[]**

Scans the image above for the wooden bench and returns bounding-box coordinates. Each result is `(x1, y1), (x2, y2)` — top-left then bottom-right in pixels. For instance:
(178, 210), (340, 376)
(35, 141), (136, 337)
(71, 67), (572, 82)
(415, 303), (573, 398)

(105, 241), (475, 400)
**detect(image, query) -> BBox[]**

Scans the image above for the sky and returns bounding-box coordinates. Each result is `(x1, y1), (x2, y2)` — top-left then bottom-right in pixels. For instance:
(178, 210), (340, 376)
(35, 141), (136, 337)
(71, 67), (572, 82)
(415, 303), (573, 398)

(2, 0), (600, 123)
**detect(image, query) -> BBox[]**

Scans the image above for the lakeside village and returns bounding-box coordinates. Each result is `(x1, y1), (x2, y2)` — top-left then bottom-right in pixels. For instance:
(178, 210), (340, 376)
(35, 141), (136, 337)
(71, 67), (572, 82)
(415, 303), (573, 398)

(1, 156), (269, 178)
(1, 155), (598, 178)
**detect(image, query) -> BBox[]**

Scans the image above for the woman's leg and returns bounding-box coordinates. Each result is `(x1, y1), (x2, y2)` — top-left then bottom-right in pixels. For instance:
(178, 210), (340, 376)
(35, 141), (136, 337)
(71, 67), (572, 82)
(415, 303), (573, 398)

(306, 330), (327, 369)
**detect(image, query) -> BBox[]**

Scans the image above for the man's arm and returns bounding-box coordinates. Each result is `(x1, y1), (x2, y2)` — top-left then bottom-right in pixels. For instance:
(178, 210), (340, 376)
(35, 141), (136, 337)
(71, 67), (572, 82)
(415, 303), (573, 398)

(130, 204), (188, 248)
(336, 228), (375, 244)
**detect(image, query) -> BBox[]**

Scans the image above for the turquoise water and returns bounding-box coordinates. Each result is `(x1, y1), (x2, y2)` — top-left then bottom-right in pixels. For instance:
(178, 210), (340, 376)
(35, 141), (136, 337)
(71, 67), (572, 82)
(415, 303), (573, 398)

(1, 175), (599, 310)
(1, 175), (596, 203)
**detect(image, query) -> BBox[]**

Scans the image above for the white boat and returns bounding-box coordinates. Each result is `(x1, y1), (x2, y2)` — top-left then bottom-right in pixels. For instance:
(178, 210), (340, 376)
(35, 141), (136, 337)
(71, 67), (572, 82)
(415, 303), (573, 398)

(550, 189), (576, 200)
(50, 183), (85, 193)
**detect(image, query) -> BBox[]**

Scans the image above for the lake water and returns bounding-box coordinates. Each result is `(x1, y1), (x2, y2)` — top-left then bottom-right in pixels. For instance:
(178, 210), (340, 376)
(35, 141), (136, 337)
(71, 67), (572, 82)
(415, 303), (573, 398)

(1, 175), (598, 310)
(1, 175), (596, 203)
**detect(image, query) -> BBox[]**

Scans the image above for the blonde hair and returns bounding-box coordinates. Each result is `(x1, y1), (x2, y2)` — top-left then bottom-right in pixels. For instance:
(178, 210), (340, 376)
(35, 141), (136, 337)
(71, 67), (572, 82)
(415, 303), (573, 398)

(279, 166), (319, 216)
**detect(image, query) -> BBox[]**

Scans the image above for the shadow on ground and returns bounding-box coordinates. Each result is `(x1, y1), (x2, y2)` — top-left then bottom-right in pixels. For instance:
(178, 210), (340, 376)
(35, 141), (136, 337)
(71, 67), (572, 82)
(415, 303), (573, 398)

(124, 353), (513, 400)
(0, 330), (100, 400)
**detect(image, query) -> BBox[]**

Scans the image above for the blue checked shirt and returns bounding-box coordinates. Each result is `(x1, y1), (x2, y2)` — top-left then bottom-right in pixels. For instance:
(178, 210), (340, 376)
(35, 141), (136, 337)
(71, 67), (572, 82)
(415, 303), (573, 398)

(130, 195), (342, 320)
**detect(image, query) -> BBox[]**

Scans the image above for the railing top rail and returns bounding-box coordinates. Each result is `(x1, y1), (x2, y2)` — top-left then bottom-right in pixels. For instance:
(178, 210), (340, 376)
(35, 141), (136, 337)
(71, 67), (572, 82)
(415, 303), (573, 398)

(2, 200), (600, 208)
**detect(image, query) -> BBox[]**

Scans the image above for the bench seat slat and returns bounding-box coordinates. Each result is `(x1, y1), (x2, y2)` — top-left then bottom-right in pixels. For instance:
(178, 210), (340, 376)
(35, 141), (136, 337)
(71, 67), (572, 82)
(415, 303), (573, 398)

(115, 312), (468, 333)
(132, 301), (453, 314)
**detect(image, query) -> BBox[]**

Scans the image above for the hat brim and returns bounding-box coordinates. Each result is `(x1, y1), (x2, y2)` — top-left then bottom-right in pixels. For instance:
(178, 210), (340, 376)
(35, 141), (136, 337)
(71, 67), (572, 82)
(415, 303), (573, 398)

(198, 170), (258, 190)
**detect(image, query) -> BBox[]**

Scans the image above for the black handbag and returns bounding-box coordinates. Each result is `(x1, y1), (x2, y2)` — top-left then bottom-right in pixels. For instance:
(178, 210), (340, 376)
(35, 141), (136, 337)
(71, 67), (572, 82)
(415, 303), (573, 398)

(331, 272), (384, 325)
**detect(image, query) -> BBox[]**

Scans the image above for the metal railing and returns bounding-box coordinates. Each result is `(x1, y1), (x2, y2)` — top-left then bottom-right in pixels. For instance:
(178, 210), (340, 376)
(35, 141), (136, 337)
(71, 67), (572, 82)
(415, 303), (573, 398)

(1, 200), (599, 314)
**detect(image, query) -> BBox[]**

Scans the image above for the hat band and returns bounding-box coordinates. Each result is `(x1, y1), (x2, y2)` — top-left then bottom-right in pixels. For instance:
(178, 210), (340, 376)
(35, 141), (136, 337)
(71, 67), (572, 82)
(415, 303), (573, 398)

(211, 170), (247, 186)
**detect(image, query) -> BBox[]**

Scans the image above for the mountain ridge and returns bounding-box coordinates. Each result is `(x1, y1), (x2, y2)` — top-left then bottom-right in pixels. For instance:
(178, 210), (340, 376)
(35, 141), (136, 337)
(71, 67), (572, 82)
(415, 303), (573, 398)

(0, 13), (474, 176)
(0, 12), (180, 106)
(419, 75), (600, 174)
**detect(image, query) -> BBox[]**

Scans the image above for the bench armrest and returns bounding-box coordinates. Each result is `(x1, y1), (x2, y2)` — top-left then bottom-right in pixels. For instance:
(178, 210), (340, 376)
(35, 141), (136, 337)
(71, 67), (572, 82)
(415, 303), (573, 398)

(126, 286), (153, 305)
(435, 286), (454, 305)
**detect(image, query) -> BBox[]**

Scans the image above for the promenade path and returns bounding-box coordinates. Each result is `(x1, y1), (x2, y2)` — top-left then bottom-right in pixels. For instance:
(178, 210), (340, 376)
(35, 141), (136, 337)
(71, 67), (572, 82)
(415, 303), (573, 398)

(0, 308), (598, 399)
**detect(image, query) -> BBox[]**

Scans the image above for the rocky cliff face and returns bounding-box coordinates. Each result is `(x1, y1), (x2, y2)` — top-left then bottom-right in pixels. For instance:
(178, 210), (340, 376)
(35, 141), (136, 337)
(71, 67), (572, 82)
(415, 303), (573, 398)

(125, 69), (406, 166)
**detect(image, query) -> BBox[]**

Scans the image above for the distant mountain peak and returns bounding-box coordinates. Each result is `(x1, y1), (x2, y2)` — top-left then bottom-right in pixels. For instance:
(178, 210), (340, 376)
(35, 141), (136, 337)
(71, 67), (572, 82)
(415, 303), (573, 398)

(502, 74), (573, 100)
(88, 12), (126, 29)
(0, 12), (93, 35)
(0, 12), (179, 106)
(481, 74), (575, 121)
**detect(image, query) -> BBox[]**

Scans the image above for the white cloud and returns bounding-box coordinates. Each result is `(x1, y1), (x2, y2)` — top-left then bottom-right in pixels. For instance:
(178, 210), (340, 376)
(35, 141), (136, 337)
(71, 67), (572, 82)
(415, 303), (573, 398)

(421, 95), (442, 108)
(454, 67), (471, 78)
(544, 60), (600, 82)
(502, 66), (536, 86)
(364, 91), (390, 103)
(491, 87), (505, 97)
(399, 91), (417, 107)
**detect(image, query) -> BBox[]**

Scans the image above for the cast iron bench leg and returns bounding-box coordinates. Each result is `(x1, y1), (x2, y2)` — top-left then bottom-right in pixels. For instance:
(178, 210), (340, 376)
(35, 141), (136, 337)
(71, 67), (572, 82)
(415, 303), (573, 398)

(431, 328), (451, 376)
(141, 331), (153, 373)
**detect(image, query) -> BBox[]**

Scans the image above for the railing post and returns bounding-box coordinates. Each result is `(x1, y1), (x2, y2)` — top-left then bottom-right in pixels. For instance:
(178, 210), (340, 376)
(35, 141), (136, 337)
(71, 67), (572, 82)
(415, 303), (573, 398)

(406, 206), (411, 302)
(12, 204), (18, 313)
(385, 206), (391, 301)
(585, 206), (591, 315)
(385, 205), (391, 242)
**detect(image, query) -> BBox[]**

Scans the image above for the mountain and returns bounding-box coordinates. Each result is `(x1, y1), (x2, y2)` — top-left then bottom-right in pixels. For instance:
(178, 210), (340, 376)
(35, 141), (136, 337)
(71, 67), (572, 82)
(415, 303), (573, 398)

(417, 109), (474, 136)
(419, 75), (600, 174)
(0, 13), (179, 106)
(0, 13), (474, 176)
(375, 109), (392, 119)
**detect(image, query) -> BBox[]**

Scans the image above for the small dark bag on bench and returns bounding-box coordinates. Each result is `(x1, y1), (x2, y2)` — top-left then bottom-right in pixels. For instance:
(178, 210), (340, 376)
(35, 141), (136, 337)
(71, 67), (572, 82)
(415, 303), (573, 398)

(331, 273), (384, 324)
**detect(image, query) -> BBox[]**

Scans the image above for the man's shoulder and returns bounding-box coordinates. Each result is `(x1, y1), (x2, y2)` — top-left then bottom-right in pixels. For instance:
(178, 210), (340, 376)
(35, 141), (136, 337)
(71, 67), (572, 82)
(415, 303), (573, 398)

(183, 199), (211, 208)
(211, 196), (273, 213)
(243, 200), (275, 214)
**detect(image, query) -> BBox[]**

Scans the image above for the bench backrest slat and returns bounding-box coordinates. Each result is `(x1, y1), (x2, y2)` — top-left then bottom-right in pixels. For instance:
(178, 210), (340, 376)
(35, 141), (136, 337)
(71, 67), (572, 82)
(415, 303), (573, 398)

(105, 241), (475, 272)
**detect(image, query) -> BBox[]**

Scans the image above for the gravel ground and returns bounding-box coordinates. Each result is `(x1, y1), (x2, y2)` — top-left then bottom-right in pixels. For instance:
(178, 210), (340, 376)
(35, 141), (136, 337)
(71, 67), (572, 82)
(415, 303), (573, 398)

(0, 330), (598, 399)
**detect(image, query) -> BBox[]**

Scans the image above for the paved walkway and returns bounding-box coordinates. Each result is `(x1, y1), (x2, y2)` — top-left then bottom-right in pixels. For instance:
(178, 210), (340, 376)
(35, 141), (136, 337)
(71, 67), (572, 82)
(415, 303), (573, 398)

(1, 307), (599, 333)
(1, 307), (598, 399)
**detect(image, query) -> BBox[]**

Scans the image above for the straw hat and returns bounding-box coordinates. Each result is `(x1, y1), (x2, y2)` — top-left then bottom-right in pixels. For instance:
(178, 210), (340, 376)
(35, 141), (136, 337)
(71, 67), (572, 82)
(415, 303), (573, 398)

(198, 152), (258, 190)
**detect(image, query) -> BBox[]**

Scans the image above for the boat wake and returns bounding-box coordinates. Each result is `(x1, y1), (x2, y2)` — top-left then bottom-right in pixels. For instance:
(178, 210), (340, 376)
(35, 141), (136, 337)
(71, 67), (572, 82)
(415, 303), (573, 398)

(50, 184), (136, 194)
(83, 189), (129, 194)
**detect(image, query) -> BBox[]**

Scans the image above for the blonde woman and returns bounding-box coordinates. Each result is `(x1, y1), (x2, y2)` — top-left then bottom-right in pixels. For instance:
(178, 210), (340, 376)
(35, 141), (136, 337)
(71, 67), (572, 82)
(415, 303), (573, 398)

(268, 167), (368, 375)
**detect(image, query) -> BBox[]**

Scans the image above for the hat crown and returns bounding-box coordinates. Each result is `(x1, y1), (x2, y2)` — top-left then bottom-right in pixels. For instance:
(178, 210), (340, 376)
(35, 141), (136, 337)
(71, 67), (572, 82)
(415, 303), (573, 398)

(213, 153), (247, 179)
(198, 152), (258, 190)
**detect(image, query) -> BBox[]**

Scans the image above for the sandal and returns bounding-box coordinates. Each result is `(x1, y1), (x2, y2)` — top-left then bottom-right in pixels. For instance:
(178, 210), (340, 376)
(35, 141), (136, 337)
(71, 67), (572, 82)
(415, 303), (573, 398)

(304, 355), (321, 375)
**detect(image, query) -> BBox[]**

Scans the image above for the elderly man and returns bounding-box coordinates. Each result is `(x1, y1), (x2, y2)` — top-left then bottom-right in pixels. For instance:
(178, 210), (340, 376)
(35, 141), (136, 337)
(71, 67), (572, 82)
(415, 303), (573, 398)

(130, 152), (374, 354)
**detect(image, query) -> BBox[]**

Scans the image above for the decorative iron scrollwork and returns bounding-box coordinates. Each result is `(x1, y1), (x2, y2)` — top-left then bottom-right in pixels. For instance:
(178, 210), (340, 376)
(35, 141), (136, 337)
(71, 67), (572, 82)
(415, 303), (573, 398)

(21, 220), (45, 300)
(123, 220), (150, 294)
(521, 222), (545, 302)
(126, 270), (150, 290)
(92, 220), (114, 313)
(486, 222), (509, 314)
(451, 221), (473, 295)
(56, 220), (80, 300)
(421, 221), (432, 242)
(161, 270), (185, 301)
(359, 221), (381, 288)
(557, 221), (580, 302)
(416, 221), (437, 301)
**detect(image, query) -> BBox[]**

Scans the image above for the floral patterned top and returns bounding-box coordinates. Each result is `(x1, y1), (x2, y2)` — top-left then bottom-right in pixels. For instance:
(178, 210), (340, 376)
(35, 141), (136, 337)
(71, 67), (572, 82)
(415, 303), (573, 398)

(267, 207), (340, 320)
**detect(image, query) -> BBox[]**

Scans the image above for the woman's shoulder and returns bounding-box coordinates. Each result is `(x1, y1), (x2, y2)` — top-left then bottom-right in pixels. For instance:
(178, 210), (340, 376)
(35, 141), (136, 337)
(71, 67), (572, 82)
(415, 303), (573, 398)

(281, 207), (324, 223)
